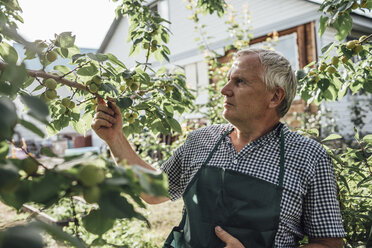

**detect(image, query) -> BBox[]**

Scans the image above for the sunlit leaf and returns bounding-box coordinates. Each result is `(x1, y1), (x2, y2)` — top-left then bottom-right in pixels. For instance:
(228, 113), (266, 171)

(20, 94), (49, 122)
(322, 134), (342, 142)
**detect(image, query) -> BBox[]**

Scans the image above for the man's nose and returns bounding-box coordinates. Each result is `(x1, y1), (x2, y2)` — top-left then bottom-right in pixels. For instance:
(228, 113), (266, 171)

(221, 81), (233, 97)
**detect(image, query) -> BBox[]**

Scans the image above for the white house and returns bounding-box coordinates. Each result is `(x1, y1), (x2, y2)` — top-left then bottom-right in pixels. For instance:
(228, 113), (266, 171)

(98, 0), (372, 138)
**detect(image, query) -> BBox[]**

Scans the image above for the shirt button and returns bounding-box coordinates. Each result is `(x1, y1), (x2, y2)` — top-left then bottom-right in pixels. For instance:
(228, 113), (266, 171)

(232, 159), (238, 164)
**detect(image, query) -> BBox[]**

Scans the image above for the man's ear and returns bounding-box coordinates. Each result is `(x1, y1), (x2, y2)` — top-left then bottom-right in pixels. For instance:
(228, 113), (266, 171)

(269, 86), (286, 109)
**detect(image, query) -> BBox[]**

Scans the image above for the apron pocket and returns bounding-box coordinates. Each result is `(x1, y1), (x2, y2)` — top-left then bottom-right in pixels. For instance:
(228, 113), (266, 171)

(223, 226), (277, 248)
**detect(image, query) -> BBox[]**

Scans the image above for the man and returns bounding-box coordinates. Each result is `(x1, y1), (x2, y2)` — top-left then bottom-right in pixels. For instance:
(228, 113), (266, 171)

(91, 48), (345, 247)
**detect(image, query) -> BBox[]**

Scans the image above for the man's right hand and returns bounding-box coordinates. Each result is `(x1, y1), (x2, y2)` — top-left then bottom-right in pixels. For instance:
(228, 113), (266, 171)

(91, 100), (123, 144)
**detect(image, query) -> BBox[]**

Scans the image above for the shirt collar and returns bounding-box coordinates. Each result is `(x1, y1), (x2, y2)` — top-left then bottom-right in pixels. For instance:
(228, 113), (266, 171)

(225, 122), (287, 149)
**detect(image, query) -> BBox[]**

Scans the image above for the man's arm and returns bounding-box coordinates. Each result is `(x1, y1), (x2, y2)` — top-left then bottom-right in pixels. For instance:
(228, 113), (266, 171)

(91, 101), (169, 204)
(301, 237), (343, 248)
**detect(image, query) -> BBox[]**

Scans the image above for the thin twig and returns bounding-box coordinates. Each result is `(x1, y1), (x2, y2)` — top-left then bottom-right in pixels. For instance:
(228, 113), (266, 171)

(355, 137), (372, 175)
(60, 60), (90, 78)
(8, 139), (49, 171)
(70, 196), (81, 240)
(143, 45), (151, 72)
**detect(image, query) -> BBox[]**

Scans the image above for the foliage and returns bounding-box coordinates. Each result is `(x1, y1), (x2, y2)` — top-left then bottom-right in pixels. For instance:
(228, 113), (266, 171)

(0, 0), (203, 246)
(318, 0), (372, 40)
(299, 3), (372, 245)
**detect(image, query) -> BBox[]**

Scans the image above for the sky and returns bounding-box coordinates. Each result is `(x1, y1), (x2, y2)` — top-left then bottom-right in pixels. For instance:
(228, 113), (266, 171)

(17, 0), (119, 49)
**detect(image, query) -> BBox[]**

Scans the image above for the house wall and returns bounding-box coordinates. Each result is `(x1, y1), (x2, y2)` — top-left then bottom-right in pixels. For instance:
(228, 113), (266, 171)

(103, 0), (320, 68)
(101, 0), (372, 138)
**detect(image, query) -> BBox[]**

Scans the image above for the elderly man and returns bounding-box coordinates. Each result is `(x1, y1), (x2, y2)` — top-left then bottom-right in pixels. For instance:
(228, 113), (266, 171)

(91, 48), (345, 248)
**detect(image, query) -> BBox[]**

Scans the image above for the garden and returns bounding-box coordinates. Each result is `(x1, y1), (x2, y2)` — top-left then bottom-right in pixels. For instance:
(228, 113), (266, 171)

(0, 0), (371, 247)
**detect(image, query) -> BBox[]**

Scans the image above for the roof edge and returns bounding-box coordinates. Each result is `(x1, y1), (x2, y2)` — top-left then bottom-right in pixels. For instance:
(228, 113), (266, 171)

(98, 15), (123, 53)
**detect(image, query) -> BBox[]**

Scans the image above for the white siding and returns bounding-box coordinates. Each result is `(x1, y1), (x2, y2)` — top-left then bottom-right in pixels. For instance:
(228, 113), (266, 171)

(101, 0), (372, 137)
(104, 0), (320, 67)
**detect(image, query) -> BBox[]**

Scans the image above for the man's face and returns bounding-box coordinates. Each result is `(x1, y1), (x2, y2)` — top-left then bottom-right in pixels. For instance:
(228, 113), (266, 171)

(221, 53), (275, 126)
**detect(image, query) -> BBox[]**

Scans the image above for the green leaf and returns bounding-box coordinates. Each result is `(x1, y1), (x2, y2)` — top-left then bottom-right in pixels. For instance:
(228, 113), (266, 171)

(20, 94), (49, 122)
(106, 53), (126, 68)
(0, 62), (28, 96)
(319, 16), (329, 37)
(323, 85), (337, 101)
(321, 42), (334, 54)
(161, 31), (170, 43)
(338, 81), (349, 99)
(362, 134), (372, 144)
(296, 70), (306, 81)
(71, 53), (86, 63)
(101, 83), (119, 95)
(98, 191), (138, 219)
(82, 209), (115, 235)
(0, 141), (9, 160)
(0, 225), (43, 248)
(122, 69), (134, 79)
(0, 179), (31, 210)
(0, 42), (18, 63)
(163, 104), (174, 116)
(338, 174), (350, 192)
(72, 112), (93, 135)
(87, 53), (108, 62)
(60, 47), (69, 58)
(55, 32), (76, 48)
(18, 119), (45, 138)
(76, 63), (98, 76)
(39, 147), (57, 157)
(129, 44), (140, 57)
(29, 172), (71, 206)
(53, 65), (71, 75)
(116, 97), (133, 109)
(133, 166), (169, 197)
(166, 117), (182, 133)
(0, 162), (19, 191)
(322, 134), (342, 142)
(364, 80), (372, 94)
(333, 14), (353, 41)
(0, 97), (17, 141)
(31, 221), (86, 248)
(357, 176), (372, 188)
(300, 128), (319, 137)
(318, 78), (330, 91)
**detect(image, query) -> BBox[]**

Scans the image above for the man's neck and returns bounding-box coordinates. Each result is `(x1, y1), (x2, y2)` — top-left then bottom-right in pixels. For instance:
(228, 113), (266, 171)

(230, 119), (280, 152)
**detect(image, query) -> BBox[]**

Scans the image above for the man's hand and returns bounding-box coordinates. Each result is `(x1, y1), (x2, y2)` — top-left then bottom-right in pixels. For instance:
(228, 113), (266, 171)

(215, 226), (244, 248)
(91, 101), (123, 144)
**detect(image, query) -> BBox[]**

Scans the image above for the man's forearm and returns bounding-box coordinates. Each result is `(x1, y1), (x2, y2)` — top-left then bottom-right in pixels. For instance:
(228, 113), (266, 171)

(107, 132), (156, 171)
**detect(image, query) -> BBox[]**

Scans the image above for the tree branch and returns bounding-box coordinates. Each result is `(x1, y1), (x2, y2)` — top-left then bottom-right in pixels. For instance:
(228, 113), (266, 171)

(0, 61), (89, 92)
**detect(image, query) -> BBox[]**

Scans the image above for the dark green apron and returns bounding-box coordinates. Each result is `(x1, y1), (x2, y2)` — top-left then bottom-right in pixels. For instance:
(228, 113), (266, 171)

(164, 128), (285, 248)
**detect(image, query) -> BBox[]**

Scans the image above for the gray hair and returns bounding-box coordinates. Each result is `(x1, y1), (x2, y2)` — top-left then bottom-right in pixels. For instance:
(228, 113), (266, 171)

(235, 48), (297, 117)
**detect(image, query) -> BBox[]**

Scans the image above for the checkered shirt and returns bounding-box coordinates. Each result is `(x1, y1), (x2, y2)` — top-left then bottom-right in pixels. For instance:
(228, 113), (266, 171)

(161, 123), (346, 247)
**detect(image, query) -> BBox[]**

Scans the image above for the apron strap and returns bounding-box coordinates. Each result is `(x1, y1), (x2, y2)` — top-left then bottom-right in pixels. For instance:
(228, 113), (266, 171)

(278, 128), (285, 188)
(202, 126), (285, 187)
(202, 128), (233, 168)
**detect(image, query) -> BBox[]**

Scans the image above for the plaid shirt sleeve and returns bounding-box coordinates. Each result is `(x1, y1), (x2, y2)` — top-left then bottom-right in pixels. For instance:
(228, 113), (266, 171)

(160, 136), (190, 201)
(303, 150), (346, 238)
